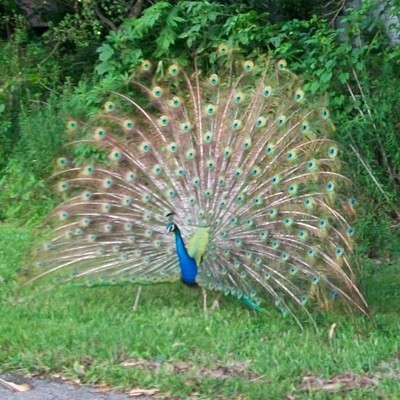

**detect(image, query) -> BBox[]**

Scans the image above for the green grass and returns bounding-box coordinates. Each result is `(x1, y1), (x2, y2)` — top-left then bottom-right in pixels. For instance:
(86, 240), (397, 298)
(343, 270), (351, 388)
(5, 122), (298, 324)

(0, 224), (399, 399)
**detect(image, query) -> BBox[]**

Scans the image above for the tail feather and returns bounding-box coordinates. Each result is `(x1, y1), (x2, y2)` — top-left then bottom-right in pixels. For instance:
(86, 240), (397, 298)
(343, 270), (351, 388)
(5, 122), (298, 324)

(24, 49), (369, 323)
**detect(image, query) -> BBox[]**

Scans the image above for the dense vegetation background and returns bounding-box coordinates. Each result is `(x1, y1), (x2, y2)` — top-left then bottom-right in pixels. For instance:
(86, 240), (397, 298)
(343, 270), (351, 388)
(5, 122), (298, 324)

(0, 0), (398, 255)
(0, 1), (399, 398)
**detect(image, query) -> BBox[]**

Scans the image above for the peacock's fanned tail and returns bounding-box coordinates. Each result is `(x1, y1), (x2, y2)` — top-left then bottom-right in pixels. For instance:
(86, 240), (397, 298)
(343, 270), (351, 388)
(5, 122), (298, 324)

(26, 49), (369, 322)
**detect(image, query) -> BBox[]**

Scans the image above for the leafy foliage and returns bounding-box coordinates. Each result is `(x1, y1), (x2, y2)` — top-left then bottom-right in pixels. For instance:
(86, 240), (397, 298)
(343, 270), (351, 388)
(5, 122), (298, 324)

(0, 93), (68, 222)
(0, 22), (63, 169)
(0, 1), (399, 246)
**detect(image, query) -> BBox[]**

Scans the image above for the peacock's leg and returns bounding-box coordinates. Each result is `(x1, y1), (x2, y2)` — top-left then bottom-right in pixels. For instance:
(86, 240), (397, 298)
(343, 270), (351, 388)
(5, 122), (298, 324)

(202, 287), (207, 314)
(132, 286), (142, 312)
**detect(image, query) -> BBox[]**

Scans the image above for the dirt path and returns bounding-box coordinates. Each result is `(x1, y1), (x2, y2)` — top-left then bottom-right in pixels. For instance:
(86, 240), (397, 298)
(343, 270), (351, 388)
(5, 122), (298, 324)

(0, 374), (149, 400)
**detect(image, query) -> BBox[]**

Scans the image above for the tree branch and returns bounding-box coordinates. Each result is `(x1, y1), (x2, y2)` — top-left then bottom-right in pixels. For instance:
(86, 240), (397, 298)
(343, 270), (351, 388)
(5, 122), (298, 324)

(94, 3), (117, 31)
(128, 0), (145, 18)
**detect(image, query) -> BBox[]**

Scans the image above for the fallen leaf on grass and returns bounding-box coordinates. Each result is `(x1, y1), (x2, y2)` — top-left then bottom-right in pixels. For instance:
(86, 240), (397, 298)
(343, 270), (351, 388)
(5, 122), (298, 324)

(197, 360), (260, 380)
(50, 373), (81, 385)
(128, 387), (160, 397)
(73, 360), (85, 375)
(376, 356), (400, 381)
(120, 358), (161, 370)
(197, 365), (250, 380)
(93, 384), (115, 393)
(328, 323), (337, 341)
(172, 361), (190, 373)
(121, 357), (263, 381)
(300, 372), (379, 392)
(0, 377), (32, 392)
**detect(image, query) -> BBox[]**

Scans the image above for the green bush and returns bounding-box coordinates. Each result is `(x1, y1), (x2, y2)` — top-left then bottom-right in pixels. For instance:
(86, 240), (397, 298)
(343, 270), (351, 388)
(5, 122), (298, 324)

(0, 86), (90, 222)
(0, 1), (398, 255)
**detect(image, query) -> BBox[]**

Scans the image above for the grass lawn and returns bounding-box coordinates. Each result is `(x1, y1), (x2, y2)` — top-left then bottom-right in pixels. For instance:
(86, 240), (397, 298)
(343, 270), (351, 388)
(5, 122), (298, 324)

(0, 223), (399, 399)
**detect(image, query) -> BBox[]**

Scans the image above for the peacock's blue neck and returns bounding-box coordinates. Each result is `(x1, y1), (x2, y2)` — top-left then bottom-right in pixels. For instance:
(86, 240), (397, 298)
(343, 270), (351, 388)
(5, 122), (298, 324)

(173, 227), (198, 285)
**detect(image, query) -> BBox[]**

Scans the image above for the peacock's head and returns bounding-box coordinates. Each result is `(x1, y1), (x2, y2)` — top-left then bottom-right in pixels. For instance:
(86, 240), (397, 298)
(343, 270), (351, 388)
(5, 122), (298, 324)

(165, 212), (178, 234)
(166, 221), (177, 233)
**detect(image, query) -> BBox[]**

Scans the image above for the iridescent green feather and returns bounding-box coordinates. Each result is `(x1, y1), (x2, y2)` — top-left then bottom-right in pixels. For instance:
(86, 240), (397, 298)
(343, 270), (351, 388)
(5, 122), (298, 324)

(187, 227), (210, 267)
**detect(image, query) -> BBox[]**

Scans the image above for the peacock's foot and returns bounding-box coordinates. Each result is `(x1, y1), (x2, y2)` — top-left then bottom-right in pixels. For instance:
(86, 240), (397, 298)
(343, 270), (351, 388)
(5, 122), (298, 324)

(211, 293), (221, 310)
(211, 299), (220, 310)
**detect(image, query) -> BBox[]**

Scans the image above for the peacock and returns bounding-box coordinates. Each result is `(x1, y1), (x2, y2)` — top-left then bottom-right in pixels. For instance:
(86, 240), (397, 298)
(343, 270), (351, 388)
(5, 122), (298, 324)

(25, 46), (369, 326)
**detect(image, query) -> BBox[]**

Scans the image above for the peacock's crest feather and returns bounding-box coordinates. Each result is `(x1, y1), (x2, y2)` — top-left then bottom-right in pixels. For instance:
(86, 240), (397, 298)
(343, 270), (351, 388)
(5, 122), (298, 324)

(24, 48), (369, 325)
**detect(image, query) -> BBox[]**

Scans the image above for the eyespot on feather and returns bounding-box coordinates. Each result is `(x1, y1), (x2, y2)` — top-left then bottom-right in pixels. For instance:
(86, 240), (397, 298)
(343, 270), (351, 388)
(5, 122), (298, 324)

(294, 89), (305, 102)
(152, 86), (163, 98)
(125, 171), (137, 181)
(217, 44), (230, 55)
(256, 116), (267, 127)
(328, 145), (338, 158)
(57, 181), (68, 192)
(205, 104), (216, 116)
(104, 101), (116, 112)
(82, 165), (95, 176)
(208, 74), (219, 85)
(109, 148), (122, 161)
(277, 59), (287, 70)
(321, 107), (330, 119)
(169, 96), (181, 107)
(141, 60), (152, 71)
(277, 115), (286, 126)
(232, 120), (242, 130)
(262, 86), (272, 97)
(300, 120), (309, 132)
(158, 115), (169, 126)
(66, 120), (78, 131)
(204, 132), (213, 142)
(185, 149), (195, 160)
(152, 164), (162, 175)
(243, 60), (254, 72)
(56, 158), (68, 168)
(139, 142), (150, 152)
(123, 119), (134, 130)
(181, 122), (191, 132)
(93, 127), (106, 140)
(168, 64), (180, 76)
(265, 144), (275, 155)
